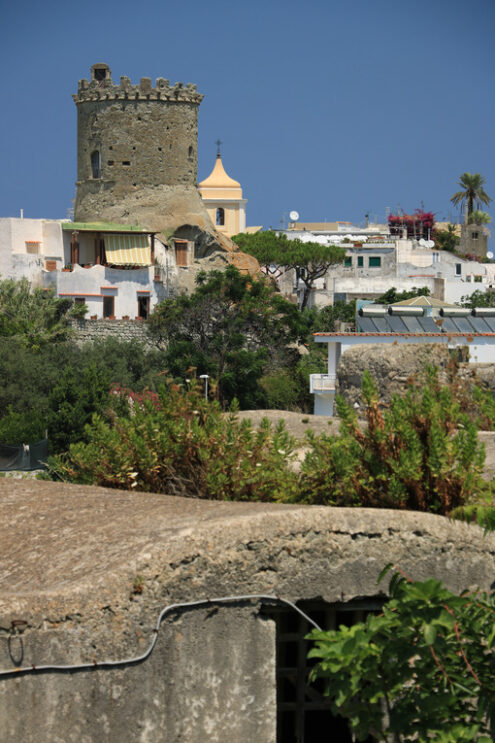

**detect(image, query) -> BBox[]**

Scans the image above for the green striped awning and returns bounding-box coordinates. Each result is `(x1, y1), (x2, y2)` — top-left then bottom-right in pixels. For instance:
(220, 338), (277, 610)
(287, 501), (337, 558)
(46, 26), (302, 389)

(104, 234), (151, 266)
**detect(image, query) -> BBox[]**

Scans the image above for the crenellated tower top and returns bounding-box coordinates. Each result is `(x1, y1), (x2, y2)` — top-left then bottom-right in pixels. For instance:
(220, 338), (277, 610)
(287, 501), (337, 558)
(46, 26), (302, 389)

(73, 63), (204, 105)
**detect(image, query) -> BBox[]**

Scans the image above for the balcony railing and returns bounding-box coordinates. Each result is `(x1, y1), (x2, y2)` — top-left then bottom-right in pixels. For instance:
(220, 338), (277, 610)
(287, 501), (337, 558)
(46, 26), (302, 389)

(309, 374), (336, 393)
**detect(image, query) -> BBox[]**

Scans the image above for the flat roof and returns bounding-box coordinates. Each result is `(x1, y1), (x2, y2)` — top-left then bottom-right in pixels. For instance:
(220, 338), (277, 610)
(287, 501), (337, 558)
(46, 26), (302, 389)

(62, 221), (154, 233)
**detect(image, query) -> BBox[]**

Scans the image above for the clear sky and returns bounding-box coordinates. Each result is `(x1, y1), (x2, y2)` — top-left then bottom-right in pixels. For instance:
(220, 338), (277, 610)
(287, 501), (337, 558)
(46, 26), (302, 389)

(1, 0), (494, 233)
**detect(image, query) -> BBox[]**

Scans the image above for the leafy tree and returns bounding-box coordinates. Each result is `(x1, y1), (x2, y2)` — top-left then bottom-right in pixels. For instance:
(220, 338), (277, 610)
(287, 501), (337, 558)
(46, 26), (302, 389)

(433, 224), (460, 252)
(308, 567), (495, 742)
(451, 173), (492, 223)
(0, 278), (86, 349)
(232, 231), (346, 310)
(232, 230), (290, 279)
(294, 368), (485, 513)
(468, 210), (491, 225)
(459, 289), (495, 308)
(375, 286), (430, 305)
(148, 266), (303, 407)
(0, 337), (170, 452)
(46, 363), (112, 454)
(45, 379), (298, 501)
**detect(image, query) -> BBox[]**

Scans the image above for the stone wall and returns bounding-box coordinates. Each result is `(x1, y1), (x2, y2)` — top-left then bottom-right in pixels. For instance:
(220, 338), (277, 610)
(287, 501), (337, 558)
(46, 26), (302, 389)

(337, 343), (452, 407)
(337, 342), (495, 409)
(70, 317), (155, 349)
(1, 480), (495, 742)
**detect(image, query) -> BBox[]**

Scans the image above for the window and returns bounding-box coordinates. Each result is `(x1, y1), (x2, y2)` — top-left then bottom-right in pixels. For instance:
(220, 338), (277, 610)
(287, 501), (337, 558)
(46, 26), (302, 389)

(368, 256), (381, 267)
(91, 150), (101, 179)
(216, 207), (225, 226)
(137, 295), (150, 319)
(74, 297), (86, 307)
(455, 263), (462, 276)
(103, 296), (114, 318)
(25, 241), (40, 254)
(188, 146), (194, 160)
(264, 599), (380, 743)
(472, 231), (479, 240)
(474, 275), (483, 283)
(344, 257), (352, 267)
(94, 67), (107, 82)
(357, 256), (364, 267)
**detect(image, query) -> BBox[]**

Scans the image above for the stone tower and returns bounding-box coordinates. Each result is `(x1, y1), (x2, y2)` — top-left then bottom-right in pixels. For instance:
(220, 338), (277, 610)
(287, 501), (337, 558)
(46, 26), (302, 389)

(73, 63), (211, 234)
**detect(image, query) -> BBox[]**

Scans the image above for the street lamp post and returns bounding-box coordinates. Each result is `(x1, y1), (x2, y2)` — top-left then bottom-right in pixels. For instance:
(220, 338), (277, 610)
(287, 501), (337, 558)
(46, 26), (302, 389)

(199, 374), (209, 400)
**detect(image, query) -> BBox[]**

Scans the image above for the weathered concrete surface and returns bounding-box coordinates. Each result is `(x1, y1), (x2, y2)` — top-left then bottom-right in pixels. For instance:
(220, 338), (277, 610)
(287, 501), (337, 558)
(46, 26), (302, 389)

(1, 480), (495, 742)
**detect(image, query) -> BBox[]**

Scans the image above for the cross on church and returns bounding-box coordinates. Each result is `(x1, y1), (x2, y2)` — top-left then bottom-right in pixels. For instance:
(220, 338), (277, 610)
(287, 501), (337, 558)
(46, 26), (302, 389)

(215, 139), (222, 156)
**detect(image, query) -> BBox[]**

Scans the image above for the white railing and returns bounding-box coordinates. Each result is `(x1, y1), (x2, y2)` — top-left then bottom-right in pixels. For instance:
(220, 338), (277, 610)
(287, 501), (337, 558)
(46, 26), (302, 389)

(309, 374), (336, 393)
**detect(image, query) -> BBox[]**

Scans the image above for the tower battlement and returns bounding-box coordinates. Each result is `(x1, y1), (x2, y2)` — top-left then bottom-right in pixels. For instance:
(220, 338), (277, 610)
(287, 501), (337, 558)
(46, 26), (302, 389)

(74, 76), (203, 105)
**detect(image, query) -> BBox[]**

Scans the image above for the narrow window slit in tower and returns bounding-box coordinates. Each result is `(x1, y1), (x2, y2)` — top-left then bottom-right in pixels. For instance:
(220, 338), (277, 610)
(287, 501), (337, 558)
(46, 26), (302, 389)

(91, 150), (101, 179)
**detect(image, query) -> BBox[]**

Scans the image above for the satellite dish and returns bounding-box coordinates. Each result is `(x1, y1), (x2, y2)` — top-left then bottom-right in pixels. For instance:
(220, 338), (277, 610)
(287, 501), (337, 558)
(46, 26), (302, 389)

(289, 210), (299, 221)
(487, 251), (494, 259)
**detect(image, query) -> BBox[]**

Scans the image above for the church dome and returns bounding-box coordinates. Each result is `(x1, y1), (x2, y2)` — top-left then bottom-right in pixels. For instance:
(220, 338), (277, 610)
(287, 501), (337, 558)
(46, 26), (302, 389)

(199, 155), (242, 197)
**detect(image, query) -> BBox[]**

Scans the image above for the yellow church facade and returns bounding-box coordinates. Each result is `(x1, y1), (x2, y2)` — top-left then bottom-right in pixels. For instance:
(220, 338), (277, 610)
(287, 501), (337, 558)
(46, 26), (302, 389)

(199, 154), (248, 237)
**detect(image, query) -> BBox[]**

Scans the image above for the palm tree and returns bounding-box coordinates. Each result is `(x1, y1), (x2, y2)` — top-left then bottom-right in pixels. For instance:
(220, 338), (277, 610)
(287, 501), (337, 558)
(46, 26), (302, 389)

(451, 172), (491, 223)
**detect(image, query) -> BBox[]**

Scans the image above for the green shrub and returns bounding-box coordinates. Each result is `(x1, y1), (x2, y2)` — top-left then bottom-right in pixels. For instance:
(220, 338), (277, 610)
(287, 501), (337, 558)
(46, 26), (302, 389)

(0, 407), (46, 444)
(46, 379), (298, 501)
(259, 371), (300, 410)
(295, 368), (485, 513)
(308, 567), (495, 741)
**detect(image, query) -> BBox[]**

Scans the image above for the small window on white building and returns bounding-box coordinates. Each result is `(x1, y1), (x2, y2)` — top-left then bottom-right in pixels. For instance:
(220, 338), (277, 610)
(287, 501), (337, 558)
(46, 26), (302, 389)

(455, 263), (462, 276)
(216, 207), (225, 226)
(25, 241), (40, 254)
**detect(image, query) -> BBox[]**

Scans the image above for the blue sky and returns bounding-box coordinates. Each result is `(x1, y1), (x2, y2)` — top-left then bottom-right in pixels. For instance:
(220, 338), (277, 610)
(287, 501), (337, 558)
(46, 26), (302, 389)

(1, 0), (494, 233)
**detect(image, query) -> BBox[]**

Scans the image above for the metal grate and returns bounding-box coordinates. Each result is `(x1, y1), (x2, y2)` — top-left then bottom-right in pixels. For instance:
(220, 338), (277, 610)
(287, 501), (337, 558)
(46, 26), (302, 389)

(264, 598), (382, 743)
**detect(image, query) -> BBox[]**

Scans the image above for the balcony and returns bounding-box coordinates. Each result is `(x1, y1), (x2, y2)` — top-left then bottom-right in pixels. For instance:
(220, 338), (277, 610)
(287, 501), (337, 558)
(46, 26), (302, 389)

(309, 374), (336, 393)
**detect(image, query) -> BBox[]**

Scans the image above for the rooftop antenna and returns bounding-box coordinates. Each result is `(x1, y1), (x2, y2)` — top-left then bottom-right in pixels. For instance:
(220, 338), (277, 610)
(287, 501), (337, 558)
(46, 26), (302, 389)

(215, 139), (222, 158)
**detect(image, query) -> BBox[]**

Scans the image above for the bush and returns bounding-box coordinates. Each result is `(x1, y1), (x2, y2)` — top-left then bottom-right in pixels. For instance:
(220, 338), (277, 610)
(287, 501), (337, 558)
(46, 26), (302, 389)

(46, 379), (298, 501)
(295, 368), (485, 513)
(0, 407), (46, 445)
(308, 567), (495, 742)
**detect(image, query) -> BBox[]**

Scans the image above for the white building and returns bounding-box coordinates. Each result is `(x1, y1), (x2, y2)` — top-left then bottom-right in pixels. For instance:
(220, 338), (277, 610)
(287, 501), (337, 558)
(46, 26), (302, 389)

(0, 217), (193, 319)
(278, 227), (494, 307)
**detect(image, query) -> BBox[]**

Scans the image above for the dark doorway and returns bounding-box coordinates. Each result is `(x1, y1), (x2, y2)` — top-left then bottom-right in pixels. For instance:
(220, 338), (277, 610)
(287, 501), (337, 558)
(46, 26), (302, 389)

(103, 296), (114, 318)
(265, 599), (381, 743)
(137, 295), (150, 320)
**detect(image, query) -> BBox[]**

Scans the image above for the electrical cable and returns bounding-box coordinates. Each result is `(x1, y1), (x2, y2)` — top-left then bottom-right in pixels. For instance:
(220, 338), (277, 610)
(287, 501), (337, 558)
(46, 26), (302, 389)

(0, 593), (322, 678)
